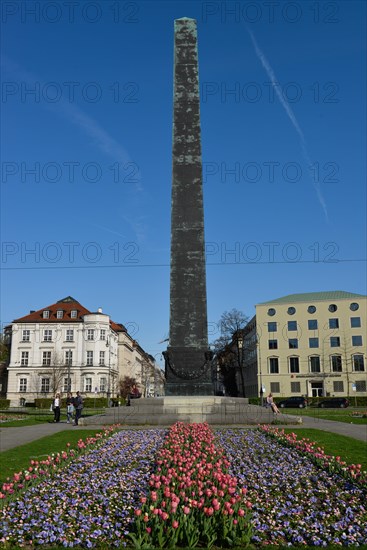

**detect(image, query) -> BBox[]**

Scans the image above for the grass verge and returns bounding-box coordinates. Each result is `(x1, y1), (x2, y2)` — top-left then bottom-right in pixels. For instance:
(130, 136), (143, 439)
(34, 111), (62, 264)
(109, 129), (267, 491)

(279, 407), (367, 424)
(0, 429), (104, 485)
(283, 428), (367, 471)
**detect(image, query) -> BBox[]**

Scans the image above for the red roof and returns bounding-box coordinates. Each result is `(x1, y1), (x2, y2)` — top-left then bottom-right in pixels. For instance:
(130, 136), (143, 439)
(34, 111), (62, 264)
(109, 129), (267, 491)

(13, 296), (126, 333)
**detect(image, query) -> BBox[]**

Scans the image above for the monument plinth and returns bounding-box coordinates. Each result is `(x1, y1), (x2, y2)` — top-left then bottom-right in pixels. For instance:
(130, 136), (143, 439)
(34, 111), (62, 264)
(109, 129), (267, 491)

(164, 18), (213, 396)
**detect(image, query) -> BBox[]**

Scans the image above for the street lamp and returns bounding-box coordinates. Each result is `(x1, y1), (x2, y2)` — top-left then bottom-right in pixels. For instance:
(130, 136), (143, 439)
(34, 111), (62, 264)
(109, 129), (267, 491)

(67, 348), (71, 393)
(106, 337), (111, 407)
(256, 337), (264, 407)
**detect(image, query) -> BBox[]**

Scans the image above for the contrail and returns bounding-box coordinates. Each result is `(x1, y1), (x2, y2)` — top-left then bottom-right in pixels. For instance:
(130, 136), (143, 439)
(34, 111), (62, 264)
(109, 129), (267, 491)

(247, 30), (329, 221)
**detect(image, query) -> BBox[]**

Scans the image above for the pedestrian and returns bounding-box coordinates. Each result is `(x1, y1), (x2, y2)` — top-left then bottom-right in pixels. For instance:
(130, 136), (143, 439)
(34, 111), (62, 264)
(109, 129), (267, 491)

(53, 393), (61, 423)
(73, 391), (83, 426)
(66, 392), (74, 424)
(266, 393), (280, 415)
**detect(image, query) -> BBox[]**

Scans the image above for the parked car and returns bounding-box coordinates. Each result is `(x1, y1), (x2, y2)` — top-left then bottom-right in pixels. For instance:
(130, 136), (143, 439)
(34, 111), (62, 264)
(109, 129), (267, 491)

(318, 398), (349, 408)
(276, 396), (308, 409)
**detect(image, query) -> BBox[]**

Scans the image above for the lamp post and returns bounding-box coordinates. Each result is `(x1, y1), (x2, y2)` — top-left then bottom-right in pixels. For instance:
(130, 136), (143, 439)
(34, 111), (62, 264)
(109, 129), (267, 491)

(106, 337), (111, 407)
(237, 333), (245, 398)
(67, 349), (71, 393)
(257, 338), (264, 406)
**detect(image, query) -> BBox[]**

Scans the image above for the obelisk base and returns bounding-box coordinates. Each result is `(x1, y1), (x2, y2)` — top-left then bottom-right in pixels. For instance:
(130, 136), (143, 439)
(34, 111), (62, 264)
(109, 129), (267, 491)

(164, 347), (214, 396)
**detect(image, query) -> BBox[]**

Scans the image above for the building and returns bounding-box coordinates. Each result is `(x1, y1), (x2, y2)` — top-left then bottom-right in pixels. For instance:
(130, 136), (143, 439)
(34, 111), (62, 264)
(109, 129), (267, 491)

(242, 291), (366, 399)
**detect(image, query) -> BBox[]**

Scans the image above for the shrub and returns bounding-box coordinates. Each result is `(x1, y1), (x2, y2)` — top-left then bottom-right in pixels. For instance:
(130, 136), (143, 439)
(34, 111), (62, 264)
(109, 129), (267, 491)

(0, 399), (10, 410)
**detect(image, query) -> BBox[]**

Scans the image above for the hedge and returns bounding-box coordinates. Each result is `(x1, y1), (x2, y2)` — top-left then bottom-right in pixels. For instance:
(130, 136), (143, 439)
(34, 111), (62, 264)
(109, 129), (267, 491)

(0, 399), (10, 409)
(248, 396), (367, 406)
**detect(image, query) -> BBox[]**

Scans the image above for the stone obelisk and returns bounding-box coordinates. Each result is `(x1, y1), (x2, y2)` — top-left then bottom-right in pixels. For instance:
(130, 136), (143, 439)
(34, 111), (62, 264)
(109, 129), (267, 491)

(164, 18), (213, 396)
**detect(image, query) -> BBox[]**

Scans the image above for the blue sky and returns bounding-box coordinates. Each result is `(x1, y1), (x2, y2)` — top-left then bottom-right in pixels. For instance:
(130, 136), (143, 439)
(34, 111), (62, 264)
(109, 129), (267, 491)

(1, 0), (366, 369)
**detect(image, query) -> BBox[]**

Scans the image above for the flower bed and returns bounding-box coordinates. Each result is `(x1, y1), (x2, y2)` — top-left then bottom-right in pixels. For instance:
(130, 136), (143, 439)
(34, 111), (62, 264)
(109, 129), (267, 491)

(218, 429), (367, 546)
(0, 426), (119, 501)
(0, 414), (27, 424)
(259, 425), (367, 488)
(130, 422), (252, 549)
(0, 429), (165, 547)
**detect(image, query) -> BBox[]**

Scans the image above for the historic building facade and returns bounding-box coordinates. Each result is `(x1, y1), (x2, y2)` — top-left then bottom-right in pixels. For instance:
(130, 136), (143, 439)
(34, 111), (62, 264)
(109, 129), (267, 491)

(242, 291), (366, 399)
(5, 296), (163, 405)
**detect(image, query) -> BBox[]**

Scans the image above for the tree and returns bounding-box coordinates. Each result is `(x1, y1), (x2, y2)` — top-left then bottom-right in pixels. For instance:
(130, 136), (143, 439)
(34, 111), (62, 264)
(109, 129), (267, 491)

(118, 376), (138, 399)
(212, 309), (249, 397)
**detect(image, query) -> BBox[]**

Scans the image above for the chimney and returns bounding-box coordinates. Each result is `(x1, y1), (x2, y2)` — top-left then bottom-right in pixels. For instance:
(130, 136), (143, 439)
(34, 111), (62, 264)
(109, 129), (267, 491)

(30, 310), (35, 313)
(97, 307), (102, 313)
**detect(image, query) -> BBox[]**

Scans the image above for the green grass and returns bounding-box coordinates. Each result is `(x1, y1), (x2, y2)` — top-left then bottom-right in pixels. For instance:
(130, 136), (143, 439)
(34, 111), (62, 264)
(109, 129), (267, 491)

(0, 429), (104, 484)
(0, 409), (106, 427)
(279, 406), (367, 424)
(282, 428), (367, 470)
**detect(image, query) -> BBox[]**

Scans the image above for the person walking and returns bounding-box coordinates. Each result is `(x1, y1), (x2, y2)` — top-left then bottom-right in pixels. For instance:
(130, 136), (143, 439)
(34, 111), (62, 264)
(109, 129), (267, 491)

(73, 391), (83, 426)
(53, 393), (61, 423)
(66, 392), (74, 424)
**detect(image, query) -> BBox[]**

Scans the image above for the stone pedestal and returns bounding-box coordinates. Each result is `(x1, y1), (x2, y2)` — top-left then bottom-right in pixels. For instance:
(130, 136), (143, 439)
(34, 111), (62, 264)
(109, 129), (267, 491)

(80, 397), (302, 426)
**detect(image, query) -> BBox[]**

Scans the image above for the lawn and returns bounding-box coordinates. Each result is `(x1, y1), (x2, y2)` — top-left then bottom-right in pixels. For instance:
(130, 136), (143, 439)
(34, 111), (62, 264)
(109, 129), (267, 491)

(0, 409), (106, 427)
(0, 429), (104, 485)
(278, 406), (367, 424)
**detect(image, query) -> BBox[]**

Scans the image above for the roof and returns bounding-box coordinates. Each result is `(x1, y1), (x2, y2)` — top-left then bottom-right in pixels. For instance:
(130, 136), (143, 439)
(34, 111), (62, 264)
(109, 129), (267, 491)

(257, 291), (366, 305)
(13, 296), (126, 332)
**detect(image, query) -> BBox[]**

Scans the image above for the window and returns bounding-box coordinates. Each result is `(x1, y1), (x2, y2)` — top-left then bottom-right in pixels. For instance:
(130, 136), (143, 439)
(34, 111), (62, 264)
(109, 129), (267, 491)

(56, 310), (63, 319)
(268, 339), (278, 350)
(19, 378), (27, 392)
(66, 329), (74, 342)
(269, 357), (279, 374)
(352, 335), (363, 346)
(288, 321), (297, 331)
(267, 308), (276, 316)
(65, 350), (73, 366)
(63, 377), (71, 392)
(329, 318), (339, 329)
(43, 310), (50, 319)
(21, 351), (29, 365)
(87, 329), (95, 341)
(43, 329), (52, 342)
(42, 351), (51, 366)
(291, 382), (301, 393)
(71, 310), (77, 318)
(353, 355), (365, 372)
(41, 378), (50, 393)
(287, 307), (296, 315)
(310, 356), (321, 373)
(333, 381), (344, 393)
(22, 330), (30, 342)
(289, 357), (299, 373)
(350, 302), (359, 311)
(356, 380), (367, 392)
(328, 304), (337, 312)
(308, 319), (318, 330)
(99, 351), (105, 366)
(289, 338), (298, 349)
(351, 317), (361, 328)
(308, 305), (316, 314)
(330, 337), (340, 347)
(99, 377), (107, 392)
(267, 322), (277, 332)
(309, 338), (319, 348)
(85, 377), (92, 392)
(270, 382), (280, 393)
(100, 329), (106, 340)
(331, 355), (342, 372)
(86, 351), (93, 366)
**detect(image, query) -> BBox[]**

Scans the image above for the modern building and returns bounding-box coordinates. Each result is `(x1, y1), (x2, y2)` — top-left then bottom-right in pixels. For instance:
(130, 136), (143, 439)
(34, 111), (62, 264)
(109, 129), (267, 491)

(242, 291), (366, 399)
(4, 296), (164, 405)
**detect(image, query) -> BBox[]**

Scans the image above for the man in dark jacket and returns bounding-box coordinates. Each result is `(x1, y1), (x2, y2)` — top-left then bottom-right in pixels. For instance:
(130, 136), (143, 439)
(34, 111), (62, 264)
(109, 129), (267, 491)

(73, 391), (83, 426)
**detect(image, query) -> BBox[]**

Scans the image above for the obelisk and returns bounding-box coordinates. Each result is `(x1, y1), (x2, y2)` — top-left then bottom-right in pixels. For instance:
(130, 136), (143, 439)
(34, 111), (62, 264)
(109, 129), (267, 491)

(164, 18), (213, 396)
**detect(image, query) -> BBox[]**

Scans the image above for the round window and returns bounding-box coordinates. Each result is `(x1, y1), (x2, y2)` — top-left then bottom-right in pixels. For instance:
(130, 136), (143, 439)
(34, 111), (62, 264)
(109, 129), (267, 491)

(308, 305), (316, 314)
(328, 304), (337, 312)
(350, 302), (359, 311)
(287, 307), (296, 315)
(267, 308), (276, 316)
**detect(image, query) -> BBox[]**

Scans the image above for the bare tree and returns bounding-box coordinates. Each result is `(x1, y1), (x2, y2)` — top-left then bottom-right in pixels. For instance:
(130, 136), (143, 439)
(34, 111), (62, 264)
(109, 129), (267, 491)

(212, 309), (249, 397)
(118, 375), (138, 399)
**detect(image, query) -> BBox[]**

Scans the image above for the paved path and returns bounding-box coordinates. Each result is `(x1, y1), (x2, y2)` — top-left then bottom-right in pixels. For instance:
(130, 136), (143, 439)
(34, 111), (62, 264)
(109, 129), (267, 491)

(0, 417), (366, 452)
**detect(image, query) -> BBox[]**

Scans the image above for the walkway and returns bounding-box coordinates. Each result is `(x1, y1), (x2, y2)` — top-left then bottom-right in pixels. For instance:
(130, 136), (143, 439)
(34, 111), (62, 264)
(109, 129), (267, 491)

(0, 416), (366, 452)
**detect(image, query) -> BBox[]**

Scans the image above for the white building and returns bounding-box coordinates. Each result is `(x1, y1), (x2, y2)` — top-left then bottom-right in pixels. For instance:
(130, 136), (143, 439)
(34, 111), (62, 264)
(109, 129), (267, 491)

(6, 296), (121, 406)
